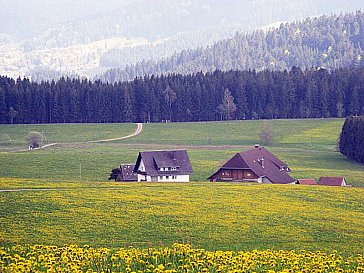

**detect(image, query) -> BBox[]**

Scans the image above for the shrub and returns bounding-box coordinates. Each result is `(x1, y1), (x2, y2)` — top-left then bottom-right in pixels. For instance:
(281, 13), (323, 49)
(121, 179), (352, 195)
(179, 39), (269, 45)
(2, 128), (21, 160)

(0, 133), (11, 145)
(25, 131), (43, 148)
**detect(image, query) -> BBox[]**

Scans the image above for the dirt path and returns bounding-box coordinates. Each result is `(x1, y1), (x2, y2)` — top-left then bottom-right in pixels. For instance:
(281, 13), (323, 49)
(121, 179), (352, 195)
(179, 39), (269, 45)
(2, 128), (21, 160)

(10, 123), (143, 152)
(87, 123), (143, 143)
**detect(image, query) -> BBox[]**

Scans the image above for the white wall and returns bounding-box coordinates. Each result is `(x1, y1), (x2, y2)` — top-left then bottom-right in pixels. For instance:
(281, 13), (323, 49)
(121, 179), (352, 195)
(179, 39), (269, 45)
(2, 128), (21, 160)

(158, 175), (190, 182)
(138, 160), (145, 172)
(137, 174), (189, 182)
(137, 173), (150, 182)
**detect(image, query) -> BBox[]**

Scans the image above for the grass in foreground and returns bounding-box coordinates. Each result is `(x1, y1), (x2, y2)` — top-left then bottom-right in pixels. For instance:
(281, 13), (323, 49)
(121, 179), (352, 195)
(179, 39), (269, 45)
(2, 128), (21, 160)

(1, 183), (363, 254)
(1, 243), (363, 273)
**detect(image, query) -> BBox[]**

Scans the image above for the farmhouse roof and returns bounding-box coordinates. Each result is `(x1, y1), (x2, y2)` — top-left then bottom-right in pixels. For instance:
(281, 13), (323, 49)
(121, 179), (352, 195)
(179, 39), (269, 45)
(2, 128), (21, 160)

(318, 177), (346, 186)
(297, 179), (316, 185)
(134, 150), (193, 176)
(208, 146), (296, 184)
(120, 164), (138, 181)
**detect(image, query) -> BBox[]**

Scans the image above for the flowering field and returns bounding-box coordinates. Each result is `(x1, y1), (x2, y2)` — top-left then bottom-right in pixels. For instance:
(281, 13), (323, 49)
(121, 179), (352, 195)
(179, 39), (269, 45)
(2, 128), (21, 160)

(1, 183), (363, 255)
(1, 243), (363, 273)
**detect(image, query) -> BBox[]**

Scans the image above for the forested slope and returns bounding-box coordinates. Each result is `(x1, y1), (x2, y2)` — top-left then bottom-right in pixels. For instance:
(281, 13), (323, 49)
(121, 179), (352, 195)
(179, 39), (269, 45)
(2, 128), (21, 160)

(99, 11), (364, 83)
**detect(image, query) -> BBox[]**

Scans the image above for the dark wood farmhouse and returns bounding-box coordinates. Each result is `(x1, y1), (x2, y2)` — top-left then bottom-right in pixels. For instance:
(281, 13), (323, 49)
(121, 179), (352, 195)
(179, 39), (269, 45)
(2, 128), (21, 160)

(208, 145), (296, 184)
(134, 150), (193, 182)
(318, 177), (348, 186)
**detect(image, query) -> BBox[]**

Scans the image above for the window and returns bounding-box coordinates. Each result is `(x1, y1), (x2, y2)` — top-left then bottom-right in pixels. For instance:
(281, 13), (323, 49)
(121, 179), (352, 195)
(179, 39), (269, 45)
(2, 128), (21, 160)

(159, 176), (163, 180)
(166, 176), (169, 179)
(172, 176), (177, 179)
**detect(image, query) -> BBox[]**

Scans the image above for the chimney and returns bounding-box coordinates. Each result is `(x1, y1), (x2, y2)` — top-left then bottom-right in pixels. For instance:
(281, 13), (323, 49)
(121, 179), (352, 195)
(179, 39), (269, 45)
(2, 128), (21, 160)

(260, 158), (264, 168)
(254, 144), (260, 149)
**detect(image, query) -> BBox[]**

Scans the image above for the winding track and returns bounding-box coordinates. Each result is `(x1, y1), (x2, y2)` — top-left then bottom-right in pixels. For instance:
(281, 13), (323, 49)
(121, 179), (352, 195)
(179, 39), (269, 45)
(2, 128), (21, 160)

(12, 123), (143, 152)
(87, 123), (143, 143)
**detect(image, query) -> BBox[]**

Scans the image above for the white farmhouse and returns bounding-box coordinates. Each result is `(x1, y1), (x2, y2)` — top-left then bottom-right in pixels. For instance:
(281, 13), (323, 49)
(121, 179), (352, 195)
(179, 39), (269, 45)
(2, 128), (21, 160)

(134, 150), (193, 182)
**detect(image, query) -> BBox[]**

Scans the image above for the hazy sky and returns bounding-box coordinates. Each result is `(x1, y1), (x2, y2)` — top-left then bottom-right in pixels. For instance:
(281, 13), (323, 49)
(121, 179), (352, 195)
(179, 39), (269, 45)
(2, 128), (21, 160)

(0, 0), (363, 39)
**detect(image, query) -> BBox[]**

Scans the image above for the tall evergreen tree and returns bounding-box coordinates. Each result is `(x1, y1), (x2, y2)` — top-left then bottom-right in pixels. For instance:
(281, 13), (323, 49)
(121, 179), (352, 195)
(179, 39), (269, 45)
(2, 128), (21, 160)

(0, 87), (7, 124)
(163, 85), (177, 121)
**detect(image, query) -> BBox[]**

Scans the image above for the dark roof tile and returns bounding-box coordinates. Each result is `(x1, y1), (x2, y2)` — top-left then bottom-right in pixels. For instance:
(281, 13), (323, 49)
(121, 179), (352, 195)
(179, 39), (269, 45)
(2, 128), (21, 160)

(134, 150), (193, 176)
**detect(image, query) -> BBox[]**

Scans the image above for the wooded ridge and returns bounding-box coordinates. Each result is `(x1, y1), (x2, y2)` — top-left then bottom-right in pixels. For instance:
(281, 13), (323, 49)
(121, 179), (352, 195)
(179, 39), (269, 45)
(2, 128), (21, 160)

(98, 11), (364, 83)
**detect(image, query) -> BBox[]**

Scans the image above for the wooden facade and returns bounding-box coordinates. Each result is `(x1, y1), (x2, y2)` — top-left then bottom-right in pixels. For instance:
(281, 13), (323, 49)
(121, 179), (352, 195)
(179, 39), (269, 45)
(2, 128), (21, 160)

(211, 169), (258, 181)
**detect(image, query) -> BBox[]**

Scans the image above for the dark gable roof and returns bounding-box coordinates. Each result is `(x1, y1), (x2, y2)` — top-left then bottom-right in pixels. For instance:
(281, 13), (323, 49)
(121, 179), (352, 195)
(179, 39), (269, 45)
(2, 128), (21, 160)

(209, 147), (296, 184)
(239, 147), (288, 170)
(120, 164), (137, 181)
(134, 150), (193, 176)
(318, 177), (346, 186)
(221, 153), (250, 169)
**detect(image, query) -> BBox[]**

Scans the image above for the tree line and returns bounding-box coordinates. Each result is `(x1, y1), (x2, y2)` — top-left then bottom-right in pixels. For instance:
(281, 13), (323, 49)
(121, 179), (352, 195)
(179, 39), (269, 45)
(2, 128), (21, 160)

(339, 116), (364, 164)
(1, 66), (364, 124)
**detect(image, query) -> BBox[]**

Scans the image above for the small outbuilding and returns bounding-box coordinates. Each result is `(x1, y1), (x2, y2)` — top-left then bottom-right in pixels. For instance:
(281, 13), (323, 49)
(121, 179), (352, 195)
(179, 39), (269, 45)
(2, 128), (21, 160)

(318, 177), (348, 187)
(109, 164), (138, 182)
(297, 179), (316, 185)
(119, 164), (138, 181)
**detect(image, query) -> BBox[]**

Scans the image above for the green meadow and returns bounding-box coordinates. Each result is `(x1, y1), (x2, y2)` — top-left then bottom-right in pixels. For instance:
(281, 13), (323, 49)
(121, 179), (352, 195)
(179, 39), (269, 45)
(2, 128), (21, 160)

(0, 118), (363, 185)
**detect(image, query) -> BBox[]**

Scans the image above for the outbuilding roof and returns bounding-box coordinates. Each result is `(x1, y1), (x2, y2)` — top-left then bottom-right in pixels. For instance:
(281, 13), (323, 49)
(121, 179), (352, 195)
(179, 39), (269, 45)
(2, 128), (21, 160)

(318, 177), (346, 186)
(120, 164), (138, 181)
(297, 179), (317, 185)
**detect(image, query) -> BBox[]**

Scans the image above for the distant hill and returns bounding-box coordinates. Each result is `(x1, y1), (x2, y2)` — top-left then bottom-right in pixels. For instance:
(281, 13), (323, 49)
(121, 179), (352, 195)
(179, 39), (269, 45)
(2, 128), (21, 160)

(1, 1), (363, 80)
(98, 11), (364, 83)
(2, 0), (363, 44)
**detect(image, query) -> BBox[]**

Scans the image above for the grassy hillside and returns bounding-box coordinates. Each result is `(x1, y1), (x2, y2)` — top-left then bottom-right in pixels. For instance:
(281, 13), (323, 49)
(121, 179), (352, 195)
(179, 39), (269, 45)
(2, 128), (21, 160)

(120, 119), (341, 149)
(0, 118), (363, 185)
(1, 182), (363, 254)
(0, 123), (136, 147)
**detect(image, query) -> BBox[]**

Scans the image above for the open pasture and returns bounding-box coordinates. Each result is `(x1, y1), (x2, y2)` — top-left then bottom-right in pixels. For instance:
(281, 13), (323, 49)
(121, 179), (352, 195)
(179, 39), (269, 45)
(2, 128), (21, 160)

(1, 118), (364, 185)
(0, 123), (136, 149)
(1, 183), (364, 254)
